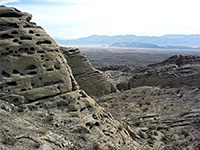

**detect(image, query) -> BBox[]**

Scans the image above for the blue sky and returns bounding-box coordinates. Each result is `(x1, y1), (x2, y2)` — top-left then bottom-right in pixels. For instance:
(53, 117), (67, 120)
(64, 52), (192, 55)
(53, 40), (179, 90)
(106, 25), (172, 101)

(1, 0), (200, 39)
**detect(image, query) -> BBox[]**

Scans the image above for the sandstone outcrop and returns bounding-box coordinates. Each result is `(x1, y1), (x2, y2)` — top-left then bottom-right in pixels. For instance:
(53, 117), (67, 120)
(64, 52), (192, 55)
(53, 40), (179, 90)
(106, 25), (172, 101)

(154, 55), (200, 67)
(97, 55), (200, 149)
(60, 47), (118, 97)
(104, 55), (200, 91)
(0, 6), (140, 150)
(98, 86), (200, 149)
(128, 55), (200, 89)
(0, 90), (140, 149)
(0, 6), (78, 102)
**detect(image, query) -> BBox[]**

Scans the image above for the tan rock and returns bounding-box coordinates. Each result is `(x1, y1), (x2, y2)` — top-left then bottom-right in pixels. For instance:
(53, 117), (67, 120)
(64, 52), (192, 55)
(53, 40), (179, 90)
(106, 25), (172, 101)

(0, 6), (78, 102)
(25, 90), (140, 149)
(128, 55), (200, 89)
(60, 47), (118, 97)
(0, 6), (140, 150)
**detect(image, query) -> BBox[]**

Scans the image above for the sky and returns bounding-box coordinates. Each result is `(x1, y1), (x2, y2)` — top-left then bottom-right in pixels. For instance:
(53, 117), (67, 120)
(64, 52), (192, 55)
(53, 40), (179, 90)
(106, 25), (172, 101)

(1, 0), (200, 39)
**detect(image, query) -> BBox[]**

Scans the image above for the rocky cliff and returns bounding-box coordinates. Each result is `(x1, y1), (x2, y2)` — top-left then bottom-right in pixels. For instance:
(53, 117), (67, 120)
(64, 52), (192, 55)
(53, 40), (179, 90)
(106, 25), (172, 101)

(98, 55), (200, 149)
(1, 5), (199, 150)
(0, 6), (140, 150)
(60, 47), (118, 97)
(0, 6), (78, 102)
(104, 55), (200, 91)
(128, 55), (200, 89)
(97, 86), (200, 150)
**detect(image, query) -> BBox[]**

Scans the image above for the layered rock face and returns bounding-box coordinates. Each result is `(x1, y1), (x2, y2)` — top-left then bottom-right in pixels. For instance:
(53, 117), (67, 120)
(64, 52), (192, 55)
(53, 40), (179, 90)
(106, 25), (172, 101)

(60, 47), (118, 97)
(103, 55), (200, 91)
(155, 55), (200, 67)
(120, 55), (200, 90)
(0, 6), (78, 102)
(97, 55), (200, 149)
(98, 86), (200, 149)
(0, 6), (139, 150)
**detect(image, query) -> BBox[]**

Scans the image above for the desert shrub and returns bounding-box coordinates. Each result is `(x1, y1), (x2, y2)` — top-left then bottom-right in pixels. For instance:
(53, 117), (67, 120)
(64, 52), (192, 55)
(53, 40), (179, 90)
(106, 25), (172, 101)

(142, 105), (150, 112)
(38, 128), (48, 135)
(1, 135), (17, 145)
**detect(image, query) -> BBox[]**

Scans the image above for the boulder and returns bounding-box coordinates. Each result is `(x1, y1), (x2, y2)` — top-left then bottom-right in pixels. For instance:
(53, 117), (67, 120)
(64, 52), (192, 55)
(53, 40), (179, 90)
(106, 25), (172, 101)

(0, 6), (78, 102)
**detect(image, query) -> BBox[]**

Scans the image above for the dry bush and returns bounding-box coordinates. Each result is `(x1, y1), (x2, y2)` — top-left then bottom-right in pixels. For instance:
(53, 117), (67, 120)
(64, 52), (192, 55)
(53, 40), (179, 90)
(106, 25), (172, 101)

(1, 135), (17, 145)
(142, 105), (150, 112)
(178, 111), (190, 117)
(38, 128), (48, 135)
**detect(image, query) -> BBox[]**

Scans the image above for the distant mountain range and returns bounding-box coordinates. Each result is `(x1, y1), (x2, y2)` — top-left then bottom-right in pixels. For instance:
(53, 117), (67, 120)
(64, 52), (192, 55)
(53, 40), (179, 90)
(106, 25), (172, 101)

(111, 42), (200, 50)
(55, 34), (200, 49)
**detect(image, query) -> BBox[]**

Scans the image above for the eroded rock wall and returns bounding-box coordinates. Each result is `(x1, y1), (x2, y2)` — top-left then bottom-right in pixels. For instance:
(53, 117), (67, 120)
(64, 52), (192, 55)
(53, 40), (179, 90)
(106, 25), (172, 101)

(128, 55), (200, 89)
(60, 47), (118, 97)
(0, 6), (78, 102)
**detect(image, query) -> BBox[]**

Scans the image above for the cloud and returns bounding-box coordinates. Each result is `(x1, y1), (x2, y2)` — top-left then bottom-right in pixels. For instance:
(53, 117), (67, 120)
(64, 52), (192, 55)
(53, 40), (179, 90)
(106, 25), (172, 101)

(37, 0), (74, 2)
(32, 0), (79, 5)
(5, 0), (200, 39)
(0, 0), (20, 5)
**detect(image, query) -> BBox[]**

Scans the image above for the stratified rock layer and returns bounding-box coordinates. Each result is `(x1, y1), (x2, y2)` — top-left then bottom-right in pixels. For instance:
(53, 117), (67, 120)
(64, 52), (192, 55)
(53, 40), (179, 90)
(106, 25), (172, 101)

(127, 55), (200, 89)
(98, 86), (200, 150)
(0, 6), (140, 150)
(60, 47), (118, 97)
(155, 55), (200, 67)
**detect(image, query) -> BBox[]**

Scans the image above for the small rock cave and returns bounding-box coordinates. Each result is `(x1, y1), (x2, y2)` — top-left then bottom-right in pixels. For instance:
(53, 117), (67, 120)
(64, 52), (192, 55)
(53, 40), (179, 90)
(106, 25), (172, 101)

(2, 71), (10, 78)
(25, 64), (37, 70)
(29, 30), (34, 34)
(36, 40), (52, 45)
(20, 36), (32, 40)
(6, 81), (17, 86)
(11, 31), (18, 34)
(0, 34), (14, 39)
(0, 12), (22, 17)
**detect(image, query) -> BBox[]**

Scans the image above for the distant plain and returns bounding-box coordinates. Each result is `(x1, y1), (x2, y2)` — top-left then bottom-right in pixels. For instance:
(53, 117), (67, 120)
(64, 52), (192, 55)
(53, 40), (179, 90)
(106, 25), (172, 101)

(63, 45), (200, 68)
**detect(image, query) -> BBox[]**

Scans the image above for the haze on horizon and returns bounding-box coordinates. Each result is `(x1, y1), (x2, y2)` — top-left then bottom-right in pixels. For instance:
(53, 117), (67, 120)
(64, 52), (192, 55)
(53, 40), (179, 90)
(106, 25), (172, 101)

(1, 0), (200, 39)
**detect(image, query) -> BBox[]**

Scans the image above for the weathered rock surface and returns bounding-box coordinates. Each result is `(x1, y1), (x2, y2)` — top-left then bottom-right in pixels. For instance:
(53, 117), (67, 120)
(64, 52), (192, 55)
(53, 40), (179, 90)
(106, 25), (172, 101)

(155, 55), (200, 67)
(2, 5), (199, 150)
(129, 55), (200, 89)
(0, 90), (140, 150)
(0, 6), (79, 102)
(103, 70), (132, 91)
(0, 6), (140, 150)
(97, 56), (200, 149)
(60, 47), (118, 97)
(97, 86), (200, 150)
(98, 65), (134, 91)
(105, 55), (200, 91)
(0, 99), (75, 150)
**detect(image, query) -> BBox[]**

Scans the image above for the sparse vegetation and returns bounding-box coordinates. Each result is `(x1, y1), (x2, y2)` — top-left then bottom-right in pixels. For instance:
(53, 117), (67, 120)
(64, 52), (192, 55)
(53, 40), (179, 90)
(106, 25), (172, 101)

(38, 128), (48, 135)
(1, 135), (17, 145)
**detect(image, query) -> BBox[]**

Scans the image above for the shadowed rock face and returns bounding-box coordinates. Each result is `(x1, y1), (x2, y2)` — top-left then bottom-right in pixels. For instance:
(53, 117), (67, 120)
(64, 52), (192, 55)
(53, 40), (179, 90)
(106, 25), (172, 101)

(97, 86), (200, 150)
(118, 55), (200, 90)
(0, 6), (140, 150)
(60, 47), (118, 97)
(154, 55), (200, 67)
(0, 6), (78, 102)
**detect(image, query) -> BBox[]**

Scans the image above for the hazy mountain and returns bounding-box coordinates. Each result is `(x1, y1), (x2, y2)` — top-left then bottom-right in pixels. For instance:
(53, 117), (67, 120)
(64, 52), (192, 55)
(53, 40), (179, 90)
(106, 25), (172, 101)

(55, 34), (200, 47)
(111, 42), (200, 49)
